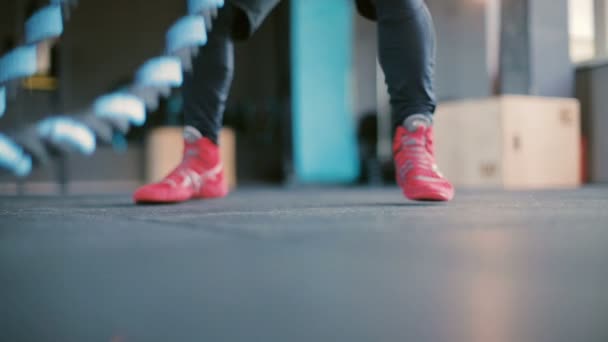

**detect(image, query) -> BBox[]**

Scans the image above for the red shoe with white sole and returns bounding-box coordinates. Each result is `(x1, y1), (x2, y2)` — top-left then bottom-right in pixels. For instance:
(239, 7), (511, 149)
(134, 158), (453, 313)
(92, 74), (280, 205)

(133, 126), (228, 204)
(393, 115), (454, 201)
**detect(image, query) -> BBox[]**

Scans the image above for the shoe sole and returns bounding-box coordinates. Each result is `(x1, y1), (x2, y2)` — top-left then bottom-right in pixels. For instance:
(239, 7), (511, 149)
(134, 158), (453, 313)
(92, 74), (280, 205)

(134, 197), (191, 205)
(404, 188), (454, 202)
(134, 192), (229, 205)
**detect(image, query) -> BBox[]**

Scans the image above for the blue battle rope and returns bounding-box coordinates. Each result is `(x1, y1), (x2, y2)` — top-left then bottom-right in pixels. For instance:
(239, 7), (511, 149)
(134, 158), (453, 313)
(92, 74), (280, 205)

(0, 0), (224, 177)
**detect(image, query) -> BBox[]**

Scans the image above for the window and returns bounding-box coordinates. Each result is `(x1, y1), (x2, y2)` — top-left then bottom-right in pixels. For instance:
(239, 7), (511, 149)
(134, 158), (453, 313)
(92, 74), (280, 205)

(569, 0), (608, 62)
(570, 0), (595, 62)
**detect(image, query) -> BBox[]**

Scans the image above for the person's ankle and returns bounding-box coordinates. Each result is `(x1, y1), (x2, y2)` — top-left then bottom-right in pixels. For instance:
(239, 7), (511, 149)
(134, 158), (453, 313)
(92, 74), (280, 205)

(401, 114), (433, 132)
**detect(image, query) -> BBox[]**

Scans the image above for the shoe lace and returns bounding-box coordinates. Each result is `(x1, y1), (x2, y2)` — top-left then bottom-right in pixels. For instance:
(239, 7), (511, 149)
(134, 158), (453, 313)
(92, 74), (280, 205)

(399, 132), (441, 178)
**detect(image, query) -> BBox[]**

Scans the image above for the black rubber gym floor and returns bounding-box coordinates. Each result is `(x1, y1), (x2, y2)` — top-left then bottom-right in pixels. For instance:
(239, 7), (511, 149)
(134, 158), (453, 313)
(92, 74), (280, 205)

(1, 187), (608, 342)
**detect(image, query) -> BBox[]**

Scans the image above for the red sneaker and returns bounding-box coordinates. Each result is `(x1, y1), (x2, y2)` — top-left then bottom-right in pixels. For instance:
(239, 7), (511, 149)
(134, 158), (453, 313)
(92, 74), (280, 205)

(133, 126), (228, 204)
(393, 115), (454, 201)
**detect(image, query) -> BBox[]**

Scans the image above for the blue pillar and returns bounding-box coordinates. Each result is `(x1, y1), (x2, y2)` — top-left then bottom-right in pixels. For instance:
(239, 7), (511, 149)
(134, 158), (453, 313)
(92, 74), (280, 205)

(291, 0), (360, 183)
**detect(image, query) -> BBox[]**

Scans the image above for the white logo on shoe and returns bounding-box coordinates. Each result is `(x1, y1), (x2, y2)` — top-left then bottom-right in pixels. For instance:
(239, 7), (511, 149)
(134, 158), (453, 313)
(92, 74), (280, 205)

(414, 175), (446, 183)
(162, 163), (223, 193)
(181, 163), (223, 192)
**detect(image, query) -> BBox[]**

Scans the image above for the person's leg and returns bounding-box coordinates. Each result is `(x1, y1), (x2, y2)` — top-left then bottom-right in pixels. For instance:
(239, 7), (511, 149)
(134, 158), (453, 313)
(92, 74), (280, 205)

(373, 0), (436, 127)
(182, 0), (281, 142)
(133, 6), (236, 204)
(134, 1), (281, 204)
(366, 0), (454, 201)
(182, 5), (235, 144)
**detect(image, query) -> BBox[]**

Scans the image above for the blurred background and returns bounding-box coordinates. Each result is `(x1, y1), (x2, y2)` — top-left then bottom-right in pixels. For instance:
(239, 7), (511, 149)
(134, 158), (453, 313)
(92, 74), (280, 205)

(0, 0), (606, 194)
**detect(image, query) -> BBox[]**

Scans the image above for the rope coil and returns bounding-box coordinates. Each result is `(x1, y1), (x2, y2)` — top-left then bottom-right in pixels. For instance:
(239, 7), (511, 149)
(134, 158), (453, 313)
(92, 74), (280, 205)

(0, 0), (222, 177)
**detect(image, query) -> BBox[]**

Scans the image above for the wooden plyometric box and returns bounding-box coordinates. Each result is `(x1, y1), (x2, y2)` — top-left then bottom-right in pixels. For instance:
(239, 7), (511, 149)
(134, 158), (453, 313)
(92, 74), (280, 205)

(145, 127), (237, 189)
(434, 95), (581, 189)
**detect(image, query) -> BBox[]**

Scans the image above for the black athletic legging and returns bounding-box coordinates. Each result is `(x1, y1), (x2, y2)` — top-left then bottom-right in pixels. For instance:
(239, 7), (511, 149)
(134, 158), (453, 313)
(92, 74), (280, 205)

(183, 0), (436, 143)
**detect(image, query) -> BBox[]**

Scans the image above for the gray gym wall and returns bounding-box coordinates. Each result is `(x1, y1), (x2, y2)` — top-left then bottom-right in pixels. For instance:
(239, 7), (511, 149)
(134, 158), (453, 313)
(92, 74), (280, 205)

(353, 13), (378, 117)
(576, 62), (608, 183)
(499, 0), (573, 97)
(430, 0), (490, 101)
